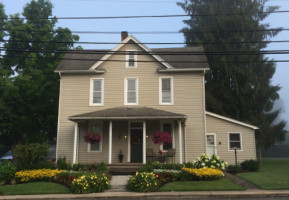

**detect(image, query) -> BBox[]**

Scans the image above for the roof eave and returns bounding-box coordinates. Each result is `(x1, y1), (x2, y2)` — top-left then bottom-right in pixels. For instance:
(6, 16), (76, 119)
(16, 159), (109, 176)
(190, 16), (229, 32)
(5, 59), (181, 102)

(158, 68), (210, 73)
(54, 70), (105, 74)
(69, 116), (187, 121)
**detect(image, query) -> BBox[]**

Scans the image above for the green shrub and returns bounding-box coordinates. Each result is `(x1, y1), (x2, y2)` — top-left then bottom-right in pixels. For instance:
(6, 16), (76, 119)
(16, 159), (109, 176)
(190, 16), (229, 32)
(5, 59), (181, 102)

(139, 161), (154, 172)
(183, 162), (194, 168)
(71, 173), (110, 193)
(127, 172), (159, 192)
(194, 154), (228, 170)
(57, 157), (71, 170)
(0, 161), (16, 184)
(139, 161), (183, 173)
(55, 171), (87, 187)
(13, 143), (49, 170)
(240, 160), (260, 172)
(226, 165), (241, 174)
(72, 162), (108, 172)
(97, 162), (108, 171)
(153, 169), (181, 184)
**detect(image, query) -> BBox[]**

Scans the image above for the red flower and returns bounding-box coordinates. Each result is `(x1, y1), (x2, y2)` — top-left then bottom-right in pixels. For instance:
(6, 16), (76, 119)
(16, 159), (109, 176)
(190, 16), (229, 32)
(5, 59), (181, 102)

(159, 149), (163, 155)
(84, 131), (102, 144)
(152, 131), (172, 145)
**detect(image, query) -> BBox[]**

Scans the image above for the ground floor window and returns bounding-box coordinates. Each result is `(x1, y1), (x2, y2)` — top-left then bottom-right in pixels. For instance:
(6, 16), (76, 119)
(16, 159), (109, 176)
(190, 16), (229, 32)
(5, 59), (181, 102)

(162, 122), (173, 151)
(228, 132), (242, 150)
(88, 121), (102, 152)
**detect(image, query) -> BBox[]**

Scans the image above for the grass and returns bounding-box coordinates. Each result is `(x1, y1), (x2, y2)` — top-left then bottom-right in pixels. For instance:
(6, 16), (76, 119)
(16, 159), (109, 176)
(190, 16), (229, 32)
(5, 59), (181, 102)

(158, 178), (244, 191)
(237, 158), (289, 189)
(0, 182), (71, 195)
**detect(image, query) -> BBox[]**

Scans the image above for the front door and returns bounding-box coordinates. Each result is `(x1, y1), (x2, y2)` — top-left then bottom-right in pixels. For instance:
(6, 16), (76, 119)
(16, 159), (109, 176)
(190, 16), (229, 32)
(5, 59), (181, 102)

(130, 128), (143, 163)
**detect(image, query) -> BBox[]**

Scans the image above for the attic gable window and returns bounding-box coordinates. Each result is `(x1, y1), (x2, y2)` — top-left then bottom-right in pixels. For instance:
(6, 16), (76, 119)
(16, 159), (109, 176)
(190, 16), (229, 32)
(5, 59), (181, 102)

(159, 77), (174, 105)
(124, 77), (138, 105)
(126, 50), (137, 68)
(90, 78), (104, 106)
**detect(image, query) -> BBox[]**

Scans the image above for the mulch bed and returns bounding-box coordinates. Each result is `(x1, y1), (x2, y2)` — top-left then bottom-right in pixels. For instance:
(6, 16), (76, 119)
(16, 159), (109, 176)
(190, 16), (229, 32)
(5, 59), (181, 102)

(224, 172), (259, 189)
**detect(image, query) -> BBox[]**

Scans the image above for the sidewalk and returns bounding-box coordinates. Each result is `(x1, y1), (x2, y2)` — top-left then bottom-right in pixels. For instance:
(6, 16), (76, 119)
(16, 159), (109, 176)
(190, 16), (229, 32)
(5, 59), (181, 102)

(1, 189), (289, 200)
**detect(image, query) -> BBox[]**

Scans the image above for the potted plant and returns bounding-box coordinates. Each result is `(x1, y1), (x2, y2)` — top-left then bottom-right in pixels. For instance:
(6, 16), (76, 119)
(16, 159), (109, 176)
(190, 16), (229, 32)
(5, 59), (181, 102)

(84, 131), (102, 144)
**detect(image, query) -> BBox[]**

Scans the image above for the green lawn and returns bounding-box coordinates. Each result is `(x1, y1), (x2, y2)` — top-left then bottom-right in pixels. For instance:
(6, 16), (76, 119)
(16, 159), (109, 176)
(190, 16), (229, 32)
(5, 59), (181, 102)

(0, 182), (71, 195)
(158, 178), (244, 191)
(237, 158), (289, 189)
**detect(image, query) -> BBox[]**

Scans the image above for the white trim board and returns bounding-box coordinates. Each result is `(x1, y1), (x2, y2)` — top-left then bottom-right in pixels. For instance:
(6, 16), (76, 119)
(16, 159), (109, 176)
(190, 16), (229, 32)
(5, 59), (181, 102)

(206, 111), (259, 130)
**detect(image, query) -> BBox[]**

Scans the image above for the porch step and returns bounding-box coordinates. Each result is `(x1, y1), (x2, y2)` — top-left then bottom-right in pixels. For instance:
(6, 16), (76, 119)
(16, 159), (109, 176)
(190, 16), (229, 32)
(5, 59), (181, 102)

(108, 163), (143, 175)
(110, 175), (130, 192)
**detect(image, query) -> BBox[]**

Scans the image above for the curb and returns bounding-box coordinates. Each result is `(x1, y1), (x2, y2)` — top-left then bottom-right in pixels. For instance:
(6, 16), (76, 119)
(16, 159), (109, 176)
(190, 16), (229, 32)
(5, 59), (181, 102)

(1, 190), (289, 200)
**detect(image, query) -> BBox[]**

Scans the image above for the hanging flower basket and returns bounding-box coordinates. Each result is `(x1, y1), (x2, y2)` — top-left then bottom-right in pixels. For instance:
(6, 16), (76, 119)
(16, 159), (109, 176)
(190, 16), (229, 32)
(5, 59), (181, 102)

(84, 131), (102, 144)
(152, 131), (172, 145)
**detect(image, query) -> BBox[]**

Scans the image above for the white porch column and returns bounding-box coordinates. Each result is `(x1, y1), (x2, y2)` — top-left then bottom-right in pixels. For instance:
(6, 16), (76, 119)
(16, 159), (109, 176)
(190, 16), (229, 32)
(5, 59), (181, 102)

(108, 120), (112, 164)
(143, 121), (146, 164)
(178, 120), (183, 164)
(73, 122), (78, 164)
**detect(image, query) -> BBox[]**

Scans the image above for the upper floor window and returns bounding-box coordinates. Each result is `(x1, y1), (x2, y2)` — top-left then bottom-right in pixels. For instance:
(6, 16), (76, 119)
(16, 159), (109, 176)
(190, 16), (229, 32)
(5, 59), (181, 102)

(125, 78), (138, 105)
(159, 77), (173, 105)
(228, 133), (242, 151)
(90, 78), (104, 106)
(126, 50), (137, 68)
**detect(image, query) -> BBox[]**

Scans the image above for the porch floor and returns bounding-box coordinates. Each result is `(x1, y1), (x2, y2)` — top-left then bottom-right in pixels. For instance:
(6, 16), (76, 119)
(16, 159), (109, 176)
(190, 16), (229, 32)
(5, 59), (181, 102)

(108, 163), (144, 175)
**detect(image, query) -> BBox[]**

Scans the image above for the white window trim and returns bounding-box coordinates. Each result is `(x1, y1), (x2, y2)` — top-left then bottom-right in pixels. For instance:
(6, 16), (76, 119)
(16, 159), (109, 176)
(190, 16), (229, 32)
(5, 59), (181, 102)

(87, 121), (103, 152)
(126, 50), (137, 68)
(160, 121), (174, 152)
(206, 133), (217, 155)
(89, 78), (104, 106)
(159, 76), (174, 105)
(124, 77), (138, 105)
(227, 132), (243, 151)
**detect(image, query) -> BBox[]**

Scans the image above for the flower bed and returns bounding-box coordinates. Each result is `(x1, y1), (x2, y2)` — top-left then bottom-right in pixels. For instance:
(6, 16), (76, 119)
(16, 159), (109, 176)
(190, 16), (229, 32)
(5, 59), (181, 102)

(15, 169), (63, 183)
(182, 167), (224, 181)
(127, 172), (159, 192)
(153, 169), (181, 184)
(71, 173), (110, 193)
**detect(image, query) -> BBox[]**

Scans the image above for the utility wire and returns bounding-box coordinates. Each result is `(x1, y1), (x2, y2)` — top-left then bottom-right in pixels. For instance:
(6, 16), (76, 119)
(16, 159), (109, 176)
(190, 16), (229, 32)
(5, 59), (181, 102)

(1, 47), (289, 56)
(0, 54), (288, 63)
(3, 10), (289, 20)
(1, 39), (289, 45)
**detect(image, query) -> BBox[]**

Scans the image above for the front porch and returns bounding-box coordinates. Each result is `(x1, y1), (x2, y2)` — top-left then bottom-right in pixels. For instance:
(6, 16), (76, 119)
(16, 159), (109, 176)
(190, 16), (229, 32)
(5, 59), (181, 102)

(69, 107), (186, 165)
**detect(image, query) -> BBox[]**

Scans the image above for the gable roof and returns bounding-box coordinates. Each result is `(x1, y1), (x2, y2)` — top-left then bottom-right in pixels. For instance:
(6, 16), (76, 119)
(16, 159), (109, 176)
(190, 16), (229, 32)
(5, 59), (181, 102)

(206, 111), (259, 130)
(69, 107), (187, 121)
(55, 35), (209, 73)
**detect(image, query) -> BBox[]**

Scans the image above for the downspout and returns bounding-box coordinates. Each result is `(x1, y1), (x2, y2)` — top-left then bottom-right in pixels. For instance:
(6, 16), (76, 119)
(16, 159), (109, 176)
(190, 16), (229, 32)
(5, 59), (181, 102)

(183, 122), (187, 163)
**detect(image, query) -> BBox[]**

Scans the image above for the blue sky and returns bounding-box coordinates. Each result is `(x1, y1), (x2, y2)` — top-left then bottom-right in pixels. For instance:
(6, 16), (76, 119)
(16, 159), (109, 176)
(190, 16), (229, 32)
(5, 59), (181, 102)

(2, 0), (289, 131)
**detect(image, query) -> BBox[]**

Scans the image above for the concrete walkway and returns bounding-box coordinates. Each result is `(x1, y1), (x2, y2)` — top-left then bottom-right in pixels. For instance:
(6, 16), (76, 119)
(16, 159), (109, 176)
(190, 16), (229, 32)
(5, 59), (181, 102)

(1, 189), (289, 199)
(109, 175), (130, 192)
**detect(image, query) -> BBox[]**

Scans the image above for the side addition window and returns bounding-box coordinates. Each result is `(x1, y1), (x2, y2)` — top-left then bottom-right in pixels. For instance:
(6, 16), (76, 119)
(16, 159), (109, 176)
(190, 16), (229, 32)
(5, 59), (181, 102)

(90, 78), (103, 106)
(125, 78), (138, 105)
(159, 77), (173, 105)
(228, 133), (242, 150)
(126, 50), (137, 68)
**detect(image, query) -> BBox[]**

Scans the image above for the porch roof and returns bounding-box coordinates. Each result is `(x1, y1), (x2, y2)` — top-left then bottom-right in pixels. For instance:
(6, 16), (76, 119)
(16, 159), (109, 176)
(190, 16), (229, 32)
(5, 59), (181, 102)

(68, 107), (187, 121)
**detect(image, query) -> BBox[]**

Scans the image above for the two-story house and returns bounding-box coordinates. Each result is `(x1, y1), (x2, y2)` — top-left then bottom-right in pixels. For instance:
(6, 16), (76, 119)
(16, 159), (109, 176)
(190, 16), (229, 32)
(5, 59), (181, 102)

(55, 32), (258, 165)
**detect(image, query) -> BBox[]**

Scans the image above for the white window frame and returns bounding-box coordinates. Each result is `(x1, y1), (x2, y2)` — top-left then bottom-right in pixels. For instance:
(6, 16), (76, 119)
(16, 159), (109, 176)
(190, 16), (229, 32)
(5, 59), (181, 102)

(160, 121), (174, 152)
(89, 78), (104, 106)
(87, 121), (103, 152)
(227, 132), (243, 151)
(159, 76), (174, 105)
(126, 50), (137, 68)
(206, 133), (217, 155)
(124, 77), (138, 105)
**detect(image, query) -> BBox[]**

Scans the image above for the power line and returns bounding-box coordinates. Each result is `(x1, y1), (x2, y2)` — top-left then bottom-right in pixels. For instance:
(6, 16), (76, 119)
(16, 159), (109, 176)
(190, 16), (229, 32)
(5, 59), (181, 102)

(1, 54), (288, 63)
(1, 47), (289, 56)
(1, 39), (289, 46)
(3, 10), (289, 20)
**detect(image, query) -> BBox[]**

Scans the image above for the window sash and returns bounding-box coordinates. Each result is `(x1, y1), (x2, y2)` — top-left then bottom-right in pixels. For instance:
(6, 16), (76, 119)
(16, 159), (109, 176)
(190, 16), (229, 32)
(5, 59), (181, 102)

(127, 51), (136, 67)
(161, 78), (172, 103)
(162, 123), (172, 150)
(229, 133), (241, 150)
(125, 78), (137, 104)
(88, 122), (102, 152)
(91, 79), (103, 105)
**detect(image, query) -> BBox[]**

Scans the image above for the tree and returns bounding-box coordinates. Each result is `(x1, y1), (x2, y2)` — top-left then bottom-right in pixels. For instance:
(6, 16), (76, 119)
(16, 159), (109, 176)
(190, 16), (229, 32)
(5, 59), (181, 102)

(177, 0), (288, 151)
(0, 0), (79, 147)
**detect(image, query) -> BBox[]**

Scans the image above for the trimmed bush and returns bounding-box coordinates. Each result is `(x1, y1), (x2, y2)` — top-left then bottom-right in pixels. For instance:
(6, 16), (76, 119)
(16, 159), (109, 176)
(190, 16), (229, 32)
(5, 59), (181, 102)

(72, 162), (108, 172)
(15, 169), (63, 183)
(182, 167), (224, 181)
(240, 160), (260, 172)
(127, 172), (160, 192)
(226, 165), (241, 174)
(57, 157), (71, 170)
(0, 161), (16, 184)
(71, 173), (110, 193)
(139, 161), (183, 173)
(193, 154), (228, 170)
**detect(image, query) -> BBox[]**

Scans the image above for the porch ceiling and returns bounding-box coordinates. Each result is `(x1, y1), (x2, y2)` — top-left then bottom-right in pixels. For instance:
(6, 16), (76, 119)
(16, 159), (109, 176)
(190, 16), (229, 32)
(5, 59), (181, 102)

(68, 107), (187, 121)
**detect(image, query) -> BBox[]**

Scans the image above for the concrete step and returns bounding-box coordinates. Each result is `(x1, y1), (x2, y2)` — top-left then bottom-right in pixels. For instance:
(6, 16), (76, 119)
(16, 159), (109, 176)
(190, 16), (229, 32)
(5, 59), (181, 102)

(110, 175), (130, 192)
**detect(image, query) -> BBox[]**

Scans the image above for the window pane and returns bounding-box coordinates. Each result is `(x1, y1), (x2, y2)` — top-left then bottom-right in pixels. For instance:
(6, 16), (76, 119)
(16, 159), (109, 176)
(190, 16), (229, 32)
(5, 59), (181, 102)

(163, 123), (172, 150)
(93, 92), (101, 103)
(230, 133), (240, 141)
(93, 80), (101, 91)
(162, 79), (171, 90)
(206, 135), (215, 145)
(230, 142), (241, 149)
(91, 142), (100, 151)
(128, 59), (135, 67)
(127, 79), (136, 90)
(162, 91), (171, 102)
(127, 91), (136, 103)
(129, 51), (135, 58)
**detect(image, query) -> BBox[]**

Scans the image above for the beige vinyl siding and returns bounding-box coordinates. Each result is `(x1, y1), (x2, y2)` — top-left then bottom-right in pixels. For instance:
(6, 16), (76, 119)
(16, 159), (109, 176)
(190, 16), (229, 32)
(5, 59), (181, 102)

(206, 114), (257, 164)
(57, 42), (206, 163)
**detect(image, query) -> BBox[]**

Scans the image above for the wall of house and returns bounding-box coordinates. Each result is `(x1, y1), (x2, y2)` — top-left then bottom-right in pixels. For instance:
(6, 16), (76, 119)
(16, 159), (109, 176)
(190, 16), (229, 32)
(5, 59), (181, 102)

(57, 42), (206, 163)
(206, 114), (257, 164)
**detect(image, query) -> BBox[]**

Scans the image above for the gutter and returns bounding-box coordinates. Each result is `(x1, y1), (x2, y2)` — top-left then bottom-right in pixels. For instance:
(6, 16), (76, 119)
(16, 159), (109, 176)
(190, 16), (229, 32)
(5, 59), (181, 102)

(54, 70), (105, 74)
(158, 68), (210, 73)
